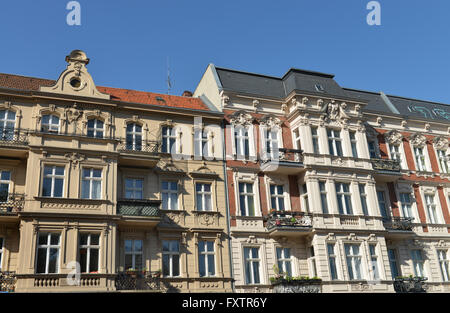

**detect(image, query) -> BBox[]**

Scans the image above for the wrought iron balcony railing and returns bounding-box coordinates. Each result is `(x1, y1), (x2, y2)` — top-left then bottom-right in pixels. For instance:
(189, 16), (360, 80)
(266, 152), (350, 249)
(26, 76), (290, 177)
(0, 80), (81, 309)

(371, 158), (401, 172)
(115, 271), (163, 291)
(0, 193), (25, 213)
(117, 199), (161, 217)
(393, 277), (427, 293)
(116, 140), (161, 155)
(261, 148), (303, 164)
(383, 217), (414, 231)
(0, 271), (16, 292)
(0, 128), (30, 146)
(265, 211), (312, 230)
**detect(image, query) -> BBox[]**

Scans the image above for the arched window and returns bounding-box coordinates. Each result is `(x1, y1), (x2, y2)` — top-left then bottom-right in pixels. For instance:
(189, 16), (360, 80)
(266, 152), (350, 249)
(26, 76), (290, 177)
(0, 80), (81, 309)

(126, 123), (142, 151)
(41, 115), (60, 133)
(87, 119), (104, 138)
(0, 110), (16, 140)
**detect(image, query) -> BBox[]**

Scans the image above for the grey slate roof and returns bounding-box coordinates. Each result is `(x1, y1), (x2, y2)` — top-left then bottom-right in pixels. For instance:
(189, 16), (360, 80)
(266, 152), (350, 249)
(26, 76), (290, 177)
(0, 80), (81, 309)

(343, 88), (395, 114)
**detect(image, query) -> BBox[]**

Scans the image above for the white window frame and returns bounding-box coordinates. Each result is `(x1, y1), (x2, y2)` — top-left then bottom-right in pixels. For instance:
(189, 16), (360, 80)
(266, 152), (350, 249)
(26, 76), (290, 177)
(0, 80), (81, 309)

(387, 142), (407, 169)
(194, 128), (210, 158)
(327, 128), (343, 156)
(276, 247), (292, 277)
(437, 249), (450, 282)
(126, 123), (142, 151)
(336, 182), (353, 215)
(238, 182), (256, 216)
(79, 233), (100, 273)
(411, 249), (426, 278)
(41, 114), (60, 133)
(423, 192), (443, 224)
(36, 233), (61, 274)
(81, 168), (102, 200)
(0, 109), (16, 140)
(413, 146), (428, 172)
(311, 126), (320, 154)
(42, 165), (65, 198)
(162, 240), (180, 277)
(243, 246), (261, 285)
(345, 244), (363, 280)
(269, 184), (285, 212)
(376, 188), (389, 219)
(124, 178), (143, 200)
(161, 126), (177, 154)
(87, 118), (104, 138)
(349, 130), (358, 158)
(198, 241), (215, 277)
(327, 243), (340, 280)
(368, 244), (380, 280)
(124, 239), (143, 271)
(195, 183), (212, 211)
(359, 184), (369, 216)
(0, 237), (4, 270)
(398, 190), (416, 221)
(436, 149), (449, 174)
(292, 128), (301, 150)
(388, 248), (400, 279)
(319, 181), (328, 214)
(161, 181), (178, 210)
(0, 170), (11, 202)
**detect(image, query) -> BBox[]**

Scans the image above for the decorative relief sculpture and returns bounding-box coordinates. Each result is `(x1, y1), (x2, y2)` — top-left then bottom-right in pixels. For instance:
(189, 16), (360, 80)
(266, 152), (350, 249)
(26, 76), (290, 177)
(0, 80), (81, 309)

(320, 100), (349, 124)
(433, 136), (449, 151)
(384, 130), (403, 145)
(229, 111), (253, 126)
(409, 133), (427, 147)
(260, 115), (281, 128)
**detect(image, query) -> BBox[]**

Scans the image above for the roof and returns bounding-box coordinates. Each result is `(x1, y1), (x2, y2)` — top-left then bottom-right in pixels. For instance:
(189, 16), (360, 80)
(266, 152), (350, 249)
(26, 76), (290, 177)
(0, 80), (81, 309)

(0, 73), (211, 112)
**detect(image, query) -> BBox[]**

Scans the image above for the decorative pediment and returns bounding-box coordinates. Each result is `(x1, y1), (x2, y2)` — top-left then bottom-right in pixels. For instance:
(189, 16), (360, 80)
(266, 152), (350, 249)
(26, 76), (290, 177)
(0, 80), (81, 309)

(433, 136), (449, 151)
(259, 114), (281, 128)
(40, 50), (110, 100)
(409, 133), (427, 148)
(156, 160), (185, 174)
(385, 130), (403, 145)
(190, 163), (219, 178)
(229, 111), (253, 126)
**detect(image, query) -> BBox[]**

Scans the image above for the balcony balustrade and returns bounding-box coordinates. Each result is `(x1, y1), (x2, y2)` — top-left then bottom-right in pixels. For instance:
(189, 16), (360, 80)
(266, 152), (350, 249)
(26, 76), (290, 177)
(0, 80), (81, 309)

(271, 277), (322, 293)
(265, 211), (312, 231)
(261, 148), (304, 174)
(0, 271), (16, 292)
(115, 271), (164, 292)
(116, 140), (160, 155)
(383, 217), (414, 231)
(393, 277), (427, 293)
(0, 193), (25, 213)
(0, 128), (30, 147)
(117, 199), (161, 217)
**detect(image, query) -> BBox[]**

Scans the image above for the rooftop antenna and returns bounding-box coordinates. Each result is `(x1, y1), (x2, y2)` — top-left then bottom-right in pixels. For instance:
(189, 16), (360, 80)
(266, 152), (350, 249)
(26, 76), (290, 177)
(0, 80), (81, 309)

(167, 56), (172, 95)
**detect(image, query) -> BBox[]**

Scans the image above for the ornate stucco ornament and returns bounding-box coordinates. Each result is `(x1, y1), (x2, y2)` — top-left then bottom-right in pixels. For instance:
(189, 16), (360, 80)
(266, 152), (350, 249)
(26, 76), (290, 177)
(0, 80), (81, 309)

(252, 99), (260, 110)
(409, 133), (427, 148)
(321, 100), (349, 124)
(384, 130), (403, 146)
(229, 111), (253, 126)
(260, 115), (281, 128)
(433, 136), (449, 151)
(221, 94), (230, 106)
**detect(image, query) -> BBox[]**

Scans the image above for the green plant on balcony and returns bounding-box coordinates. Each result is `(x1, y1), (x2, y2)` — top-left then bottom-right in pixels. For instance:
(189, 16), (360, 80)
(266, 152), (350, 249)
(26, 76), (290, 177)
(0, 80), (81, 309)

(269, 265), (321, 284)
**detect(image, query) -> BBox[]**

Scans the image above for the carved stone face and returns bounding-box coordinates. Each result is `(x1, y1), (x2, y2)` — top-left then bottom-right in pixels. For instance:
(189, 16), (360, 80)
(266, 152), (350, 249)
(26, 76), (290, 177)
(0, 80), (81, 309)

(385, 130), (403, 145)
(433, 136), (449, 151)
(410, 134), (427, 147)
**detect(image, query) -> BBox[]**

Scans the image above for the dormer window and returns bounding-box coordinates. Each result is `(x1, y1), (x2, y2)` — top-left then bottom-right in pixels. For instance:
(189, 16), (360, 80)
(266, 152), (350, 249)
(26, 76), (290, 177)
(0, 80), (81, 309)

(315, 84), (324, 92)
(41, 115), (60, 133)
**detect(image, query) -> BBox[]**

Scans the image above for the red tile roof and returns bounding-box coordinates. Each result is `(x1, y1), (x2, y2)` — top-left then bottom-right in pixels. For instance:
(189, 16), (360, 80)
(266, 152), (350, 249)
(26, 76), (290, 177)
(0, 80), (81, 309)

(0, 73), (210, 111)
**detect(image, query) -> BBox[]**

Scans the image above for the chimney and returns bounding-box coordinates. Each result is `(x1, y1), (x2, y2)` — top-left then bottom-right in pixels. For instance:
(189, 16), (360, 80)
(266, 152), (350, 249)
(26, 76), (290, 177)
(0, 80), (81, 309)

(182, 90), (193, 97)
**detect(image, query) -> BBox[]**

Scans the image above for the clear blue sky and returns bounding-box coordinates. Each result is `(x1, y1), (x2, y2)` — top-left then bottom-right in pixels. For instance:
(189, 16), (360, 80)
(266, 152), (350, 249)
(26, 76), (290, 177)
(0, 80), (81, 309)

(1, 0), (449, 103)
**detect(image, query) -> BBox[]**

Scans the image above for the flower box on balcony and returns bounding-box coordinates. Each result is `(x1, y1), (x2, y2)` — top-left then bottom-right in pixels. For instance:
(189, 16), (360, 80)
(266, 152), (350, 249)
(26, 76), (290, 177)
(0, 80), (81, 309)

(270, 277), (322, 293)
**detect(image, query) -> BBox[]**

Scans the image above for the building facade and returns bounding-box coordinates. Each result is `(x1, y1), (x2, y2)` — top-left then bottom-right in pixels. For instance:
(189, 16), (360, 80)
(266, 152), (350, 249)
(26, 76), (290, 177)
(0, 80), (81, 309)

(194, 64), (450, 293)
(0, 51), (232, 292)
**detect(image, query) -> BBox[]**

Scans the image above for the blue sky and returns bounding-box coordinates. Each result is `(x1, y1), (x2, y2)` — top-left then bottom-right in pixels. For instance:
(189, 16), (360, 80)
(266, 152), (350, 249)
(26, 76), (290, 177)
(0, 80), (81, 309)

(1, 0), (449, 104)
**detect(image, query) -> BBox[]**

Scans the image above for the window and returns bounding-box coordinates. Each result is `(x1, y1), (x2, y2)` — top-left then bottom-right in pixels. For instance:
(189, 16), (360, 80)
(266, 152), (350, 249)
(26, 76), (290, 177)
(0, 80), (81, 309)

(162, 181), (178, 210)
(265, 129), (279, 159)
(81, 168), (102, 199)
(311, 127), (320, 154)
(437, 150), (449, 174)
(194, 128), (209, 158)
(235, 126), (250, 158)
(0, 110), (16, 140)
(327, 243), (339, 280)
(377, 190), (388, 218)
(244, 247), (260, 284)
(359, 184), (369, 216)
(309, 246), (318, 278)
(438, 250), (449, 282)
(414, 147), (427, 171)
(124, 239), (143, 270)
(399, 192), (414, 220)
(388, 249), (400, 279)
(161, 126), (176, 154)
(345, 244), (363, 280)
(41, 115), (60, 133)
(369, 245), (380, 280)
(319, 181), (328, 214)
(198, 241), (215, 277)
(36, 233), (60, 274)
(42, 166), (65, 198)
(425, 194), (440, 224)
(196, 183), (212, 211)
(350, 131), (358, 158)
(239, 182), (255, 216)
(126, 123), (142, 151)
(276, 247), (292, 277)
(327, 129), (342, 156)
(125, 178), (143, 199)
(368, 140), (378, 158)
(270, 185), (284, 212)
(301, 184), (310, 213)
(0, 237), (3, 270)
(162, 240), (180, 277)
(336, 183), (353, 215)
(87, 119), (104, 138)
(0, 170), (11, 202)
(79, 234), (100, 273)
(411, 250), (425, 277)
(390, 144), (402, 162)
(293, 128), (301, 150)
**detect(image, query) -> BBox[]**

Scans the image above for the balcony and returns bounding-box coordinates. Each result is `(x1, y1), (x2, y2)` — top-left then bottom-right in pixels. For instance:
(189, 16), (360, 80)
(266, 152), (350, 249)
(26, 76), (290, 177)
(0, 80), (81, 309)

(117, 199), (161, 227)
(265, 211), (312, 237)
(371, 158), (401, 181)
(271, 277), (322, 293)
(0, 128), (29, 158)
(393, 277), (427, 293)
(0, 271), (16, 293)
(0, 193), (25, 214)
(383, 217), (414, 231)
(260, 148), (304, 174)
(117, 139), (161, 166)
(115, 271), (164, 292)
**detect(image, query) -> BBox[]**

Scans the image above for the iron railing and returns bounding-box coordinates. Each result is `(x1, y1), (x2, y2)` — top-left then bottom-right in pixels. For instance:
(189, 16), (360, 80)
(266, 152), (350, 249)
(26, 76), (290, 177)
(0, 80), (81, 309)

(271, 278), (322, 293)
(117, 199), (161, 217)
(0, 271), (16, 292)
(383, 217), (414, 231)
(0, 193), (25, 213)
(0, 128), (30, 146)
(116, 140), (160, 154)
(262, 148), (303, 164)
(265, 211), (313, 230)
(393, 277), (427, 293)
(115, 271), (163, 291)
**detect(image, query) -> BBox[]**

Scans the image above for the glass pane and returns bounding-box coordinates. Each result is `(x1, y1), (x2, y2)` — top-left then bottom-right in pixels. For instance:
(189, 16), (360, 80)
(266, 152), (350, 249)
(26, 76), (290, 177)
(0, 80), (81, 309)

(206, 241), (214, 252)
(253, 261), (260, 284)
(92, 181), (101, 199)
(80, 234), (89, 246)
(55, 167), (64, 176)
(196, 194), (203, 211)
(81, 180), (90, 199)
(162, 241), (170, 252)
(1, 171), (11, 181)
(135, 179), (143, 188)
(162, 255), (170, 276)
(91, 234), (100, 246)
(87, 119), (95, 128)
(205, 194), (211, 211)
(80, 248), (88, 272)
(125, 240), (132, 252)
(134, 240), (143, 252)
(38, 233), (48, 245)
(135, 254), (142, 270)
(125, 254), (133, 270)
(50, 234), (60, 245)
(162, 193), (168, 210)
(172, 241), (180, 252)
(162, 181), (168, 190)
(172, 255), (180, 276)
(199, 254), (205, 277)
(247, 196), (255, 216)
(93, 169), (102, 178)
(170, 182), (177, 190)
(54, 179), (63, 197)
(208, 255), (215, 276)
(48, 248), (59, 273)
(89, 249), (99, 272)
(170, 193), (178, 210)
(126, 124), (133, 132)
(36, 248), (47, 273)
(44, 166), (52, 176)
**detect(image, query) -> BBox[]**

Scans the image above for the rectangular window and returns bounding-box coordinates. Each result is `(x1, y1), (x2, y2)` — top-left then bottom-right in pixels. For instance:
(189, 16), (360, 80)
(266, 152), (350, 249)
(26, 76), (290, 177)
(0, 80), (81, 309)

(368, 141), (378, 158)
(196, 183), (212, 211)
(414, 147), (427, 171)
(399, 193), (414, 220)
(162, 181), (178, 210)
(81, 168), (102, 199)
(162, 240), (180, 277)
(244, 247), (260, 284)
(125, 178), (143, 199)
(198, 241), (215, 277)
(319, 181), (328, 214)
(0, 170), (11, 202)
(336, 183), (353, 215)
(411, 249), (425, 277)
(79, 234), (100, 273)
(311, 127), (320, 154)
(327, 243), (339, 280)
(293, 128), (301, 150)
(162, 126), (176, 154)
(425, 194), (440, 224)
(36, 233), (60, 274)
(377, 190), (388, 218)
(87, 119), (104, 138)
(438, 250), (450, 282)
(265, 129), (279, 159)
(309, 246), (318, 278)
(42, 166), (65, 198)
(270, 185), (285, 212)
(345, 244), (363, 280)
(302, 184), (309, 213)
(359, 184), (369, 216)
(0, 237), (4, 270)
(124, 239), (143, 270)
(388, 249), (400, 279)
(437, 150), (449, 174)
(41, 115), (60, 133)
(239, 182), (255, 216)
(350, 131), (358, 158)
(390, 144), (402, 162)
(194, 128), (209, 158)
(369, 245), (380, 280)
(276, 247), (292, 277)
(327, 129), (342, 156)
(235, 126), (250, 158)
